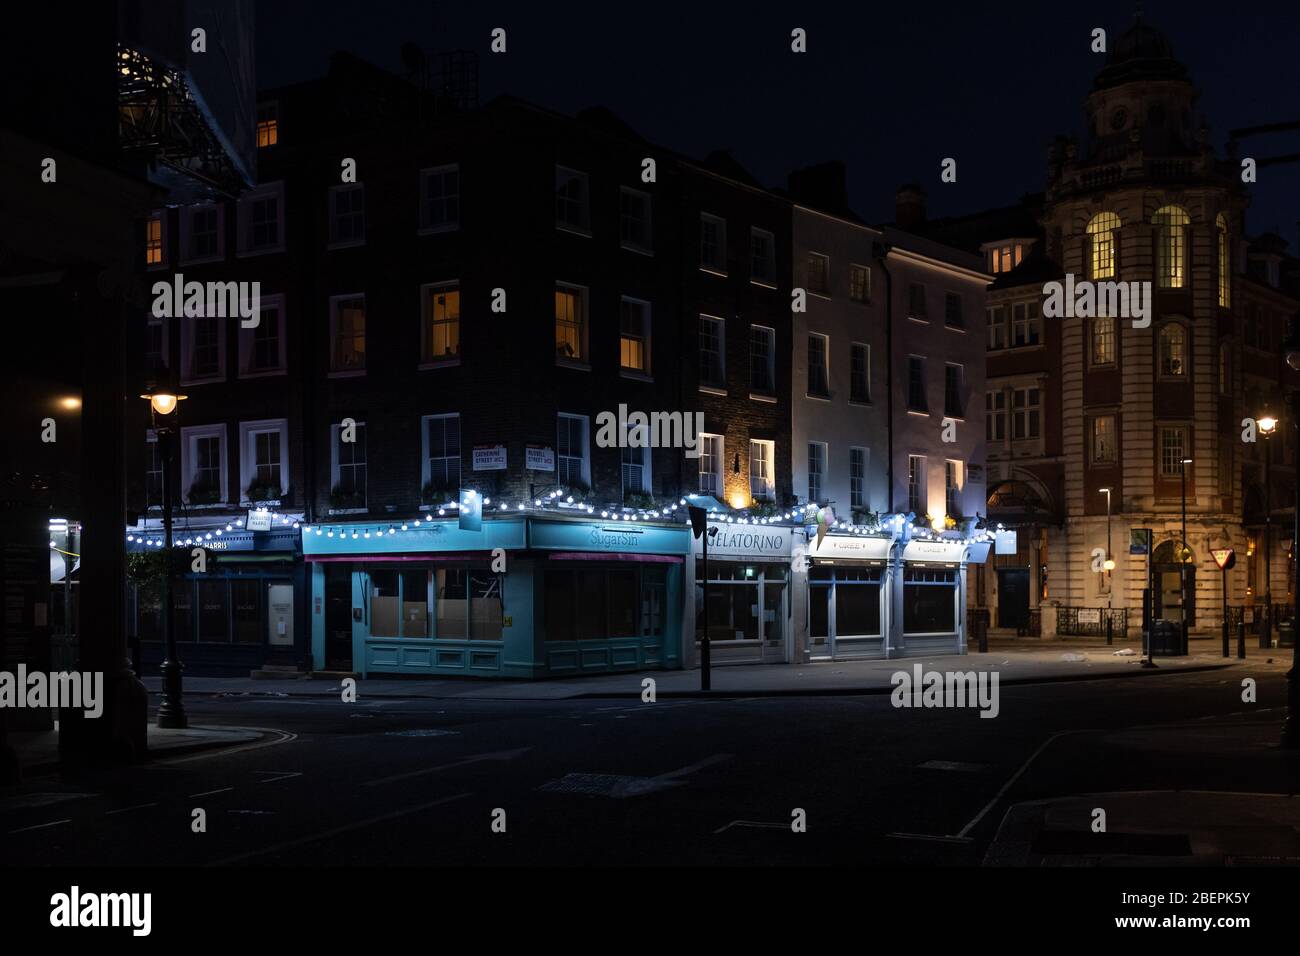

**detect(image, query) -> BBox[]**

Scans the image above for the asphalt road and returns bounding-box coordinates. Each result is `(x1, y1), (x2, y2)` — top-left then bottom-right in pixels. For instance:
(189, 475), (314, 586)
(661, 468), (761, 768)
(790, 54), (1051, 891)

(1, 666), (1294, 866)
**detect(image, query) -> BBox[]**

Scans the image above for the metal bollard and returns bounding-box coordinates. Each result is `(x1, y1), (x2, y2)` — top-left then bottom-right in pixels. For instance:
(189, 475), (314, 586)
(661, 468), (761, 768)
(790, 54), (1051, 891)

(1222, 614), (1229, 657)
(1238, 620), (1247, 660)
(1106, 615), (1113, 646)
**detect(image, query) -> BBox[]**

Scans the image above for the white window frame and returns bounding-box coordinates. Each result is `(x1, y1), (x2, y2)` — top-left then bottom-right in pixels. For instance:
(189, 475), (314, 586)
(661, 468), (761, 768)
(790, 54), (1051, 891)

(556, 412), (591, 488)
(699, 433), (723, 496)
(807, 252), (831, 297)
(180, 424), (228, 506)
(555, 166), (591, 236)
(328, 184), (366, 249)
(180, 312), (227, 386)
(619, 295), (652, 378)
(237, 181), (286, 257)
(750, 227), (776, 287)
(699, 314), (727, 393)
(420, 280), (461, 367)
(700, 213), (727, 276)
(620, 424), (652, 499)
(555, 281), (589, 367)
(850, 342), (871, 404)
(807, 441), (827, 504)
(330, 421), (367, 509)
(1012, 385), (1041, 441)
(750, 439), (775, 501)
(421, 413), (462, 492)
(619, 186), (652, 254)
(179, 203), (224, 266)
(849, 446), (867, 509)
(329, 293), (367, 377)
(986, 390), (1007, 443)
(419, 163), (460, 234)
(908, 455), (926, 515)
(239, 418), (289, 503)
(238, 293), (286, 378)
(750, 324), (775, 397)
(807, 332), (830, 398)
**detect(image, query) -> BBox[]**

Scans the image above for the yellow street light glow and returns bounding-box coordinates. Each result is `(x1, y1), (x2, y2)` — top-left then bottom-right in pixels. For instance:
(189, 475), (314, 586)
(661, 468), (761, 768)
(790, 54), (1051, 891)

(727, 492), (750, 511)
(141, 391), (188, 416)
(1103, 558), (1116, 571)
(60, 396), (81, 410)
(1258, 415), (1278, 436)
(930, 514), (946, 531)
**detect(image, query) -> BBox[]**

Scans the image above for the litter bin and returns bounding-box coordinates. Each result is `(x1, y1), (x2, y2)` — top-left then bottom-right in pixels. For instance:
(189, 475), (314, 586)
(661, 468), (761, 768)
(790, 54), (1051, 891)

(1279, 621), (1295, 649)
(1149, 618), (1185, 657)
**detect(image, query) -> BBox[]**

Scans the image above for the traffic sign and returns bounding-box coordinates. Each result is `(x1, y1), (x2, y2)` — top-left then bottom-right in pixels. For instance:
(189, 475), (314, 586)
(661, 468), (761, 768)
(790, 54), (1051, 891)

(1211, 548), (1235, 571)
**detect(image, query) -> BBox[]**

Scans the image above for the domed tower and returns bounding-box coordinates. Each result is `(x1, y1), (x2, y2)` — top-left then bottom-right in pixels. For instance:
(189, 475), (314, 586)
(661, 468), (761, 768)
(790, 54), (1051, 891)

(1041, 16), (1250, 636)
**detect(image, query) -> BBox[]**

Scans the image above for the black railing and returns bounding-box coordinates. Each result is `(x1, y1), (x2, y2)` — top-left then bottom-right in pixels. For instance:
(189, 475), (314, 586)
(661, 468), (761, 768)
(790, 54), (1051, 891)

(1057, 606), (1129, 638)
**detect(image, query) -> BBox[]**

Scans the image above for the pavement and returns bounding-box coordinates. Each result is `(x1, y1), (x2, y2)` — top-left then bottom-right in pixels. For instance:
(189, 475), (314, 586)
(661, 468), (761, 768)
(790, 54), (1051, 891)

(7, 723), (267, 779)
(135, 637), (1285, 701)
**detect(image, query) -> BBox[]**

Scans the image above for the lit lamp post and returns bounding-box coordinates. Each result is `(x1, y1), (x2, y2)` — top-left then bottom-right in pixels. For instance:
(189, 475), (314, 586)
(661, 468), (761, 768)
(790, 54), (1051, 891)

(141, 387), (188, 728)
(1100, 486), (1115, 593)
(1280, 313), (1300, 748)
(1257, 408), (1278, 648)
(1179, 457), (1193, 653)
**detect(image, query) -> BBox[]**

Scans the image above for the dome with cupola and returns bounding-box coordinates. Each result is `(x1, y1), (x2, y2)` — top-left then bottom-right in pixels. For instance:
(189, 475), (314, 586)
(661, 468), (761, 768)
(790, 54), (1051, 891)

(1093, 18), (1190, 90)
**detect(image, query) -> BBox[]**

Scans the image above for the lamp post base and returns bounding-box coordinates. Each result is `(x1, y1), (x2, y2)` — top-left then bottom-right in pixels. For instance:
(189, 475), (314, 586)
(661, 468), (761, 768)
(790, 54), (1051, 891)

(156, 658), (188, 729)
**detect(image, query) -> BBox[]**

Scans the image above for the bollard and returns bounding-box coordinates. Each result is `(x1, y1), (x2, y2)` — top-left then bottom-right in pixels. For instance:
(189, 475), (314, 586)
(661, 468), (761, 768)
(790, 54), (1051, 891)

(1222, 614), (1229, 658)
(1238, 620), (1247, 660)
(1106, 615), (1113, 646)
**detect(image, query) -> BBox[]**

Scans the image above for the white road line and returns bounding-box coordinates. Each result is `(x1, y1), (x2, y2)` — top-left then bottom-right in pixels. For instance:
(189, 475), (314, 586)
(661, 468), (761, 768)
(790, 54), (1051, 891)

(713, 819), (788, 834)
(105, 803), (159, 816)
(9, 819), (71, 834)
(207, 792), (472, 865)
(254, 771), (303, 784)
(363, 748), (530, 787)
(188, 787), (234, 798)
(158, 728), (297, 765)
(956, 730), (1088, 838)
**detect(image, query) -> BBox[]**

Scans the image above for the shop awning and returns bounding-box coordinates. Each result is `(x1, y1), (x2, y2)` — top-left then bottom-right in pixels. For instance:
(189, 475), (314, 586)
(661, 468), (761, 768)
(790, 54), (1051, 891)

(548, 552), (683, 563)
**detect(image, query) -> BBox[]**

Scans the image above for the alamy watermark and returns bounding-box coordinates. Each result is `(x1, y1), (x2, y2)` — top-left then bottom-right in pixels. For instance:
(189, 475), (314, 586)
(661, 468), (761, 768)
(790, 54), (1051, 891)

(151, 272), (261, 327)
(595, 404), (704, 458)
(50, 886), (151, 936)
(1042, 273), (1151, 328)
(0, 666), (103, 718)
(890, 664), (999, 719)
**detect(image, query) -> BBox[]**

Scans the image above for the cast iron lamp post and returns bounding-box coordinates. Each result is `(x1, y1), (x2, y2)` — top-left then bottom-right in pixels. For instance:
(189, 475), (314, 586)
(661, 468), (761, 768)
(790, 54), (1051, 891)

(141, 387), (188, 728)
(1258, 407), (1278, 646)
(1281, 313), (1300, 748)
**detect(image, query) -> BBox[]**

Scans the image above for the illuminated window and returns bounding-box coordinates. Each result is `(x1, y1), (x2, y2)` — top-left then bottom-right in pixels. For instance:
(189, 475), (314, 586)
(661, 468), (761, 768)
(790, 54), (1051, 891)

(555, 283), (587, 363)
(990, 244), (1023, 274)
(1159, 323), (1187, 376)
(1086, 212), (1121, 279)
(421, 282), (460, 364)
(1159, 427), (1188, 477)
(1217, 213), (1231, 307)
(329, 294), (366, 373)
(620, 297), (651, 374)
(945, 460), (962, 516)
(256, 104), (278, 148)
(1153, 206), (1190, 289)
(1092, 416), (1116, 463)
(146, 214), (163, 265)
(1091, 316), (1116, 366)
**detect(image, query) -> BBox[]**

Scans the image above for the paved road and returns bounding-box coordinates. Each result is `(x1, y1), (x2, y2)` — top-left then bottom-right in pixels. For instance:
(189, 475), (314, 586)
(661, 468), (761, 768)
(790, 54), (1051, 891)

(1, 666), (1294, 866)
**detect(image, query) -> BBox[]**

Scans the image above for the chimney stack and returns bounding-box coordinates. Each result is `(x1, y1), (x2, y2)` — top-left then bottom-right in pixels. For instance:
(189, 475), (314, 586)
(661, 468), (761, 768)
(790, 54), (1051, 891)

(895, 183), (926, 230)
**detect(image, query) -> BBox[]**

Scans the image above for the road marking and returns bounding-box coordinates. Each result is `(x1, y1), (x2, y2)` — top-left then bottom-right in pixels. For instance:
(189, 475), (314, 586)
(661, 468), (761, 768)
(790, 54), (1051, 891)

(541, 754), (734, 799)
(207, 792), (472, 865)
(105, 803), (159, 816)
(917, 760), (987, 772)
(886, 832), (974, 844)
(253, 771), (303, 784)
(9, 819), (71, 834)
(956, 730), (1085, 838)
(158, 727), (297, 765)
(713, 819), (789, 834)
(363, 748), (530, 787)
(188, 787), (234, 798)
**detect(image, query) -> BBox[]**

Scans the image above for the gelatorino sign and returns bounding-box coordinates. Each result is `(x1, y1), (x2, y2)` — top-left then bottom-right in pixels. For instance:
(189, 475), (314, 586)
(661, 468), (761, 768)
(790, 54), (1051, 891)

(693, 523), (793, 560)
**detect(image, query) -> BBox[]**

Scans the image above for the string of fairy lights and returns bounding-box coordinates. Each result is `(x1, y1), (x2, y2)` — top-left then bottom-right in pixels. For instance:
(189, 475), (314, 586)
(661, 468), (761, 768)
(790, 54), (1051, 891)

(124, 495), (995, 548)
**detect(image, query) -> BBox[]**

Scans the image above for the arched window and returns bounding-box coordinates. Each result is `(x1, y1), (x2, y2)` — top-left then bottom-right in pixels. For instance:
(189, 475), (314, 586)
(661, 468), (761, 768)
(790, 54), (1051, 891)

(1159, 323), (1187, 377)
(1086, 212), (1121, 279)
(1216, 213), (1231, 307)
(1153, 205), (1190, 289)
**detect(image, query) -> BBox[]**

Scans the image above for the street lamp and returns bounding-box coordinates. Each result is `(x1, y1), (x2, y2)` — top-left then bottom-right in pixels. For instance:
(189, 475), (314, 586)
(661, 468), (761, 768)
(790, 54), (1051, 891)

(1258, 406), (1278, 647)
(140, 386), (188, 729)
(1180, 458), (1193, 654)
(1281, 313), (1300, 748)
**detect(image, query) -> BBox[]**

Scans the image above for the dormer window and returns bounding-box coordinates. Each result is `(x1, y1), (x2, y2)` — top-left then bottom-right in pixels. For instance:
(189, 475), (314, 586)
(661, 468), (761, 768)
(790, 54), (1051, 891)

(990, 243), (1023, 274)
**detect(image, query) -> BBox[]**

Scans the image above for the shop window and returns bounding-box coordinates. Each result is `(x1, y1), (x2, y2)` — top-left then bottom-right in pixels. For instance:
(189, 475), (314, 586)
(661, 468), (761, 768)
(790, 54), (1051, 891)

(545, 566), (651, 642)
(371, 570), (432, 638)
(431, 568), (500, 640)
(435, 568), (467, 637)
(174, 583), (194, 642)
(835, 568), (883, 637)
(232, 580), (261, 644)
(197, 580), (228, 642)
(469, 571), (502, 640)
(607, 569), (638, 637)
(903, 567), (957, 634)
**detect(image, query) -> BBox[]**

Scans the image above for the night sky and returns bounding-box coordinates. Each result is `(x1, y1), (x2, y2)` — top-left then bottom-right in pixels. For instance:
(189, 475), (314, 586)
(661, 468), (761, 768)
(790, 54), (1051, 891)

(258, 0), (1300, 241)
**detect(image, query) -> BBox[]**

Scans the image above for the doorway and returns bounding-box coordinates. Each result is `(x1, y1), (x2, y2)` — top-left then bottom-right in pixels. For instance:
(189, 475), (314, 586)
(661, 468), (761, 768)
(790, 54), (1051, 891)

(1152, 540), (1196, 625)
(996, 568), (1030, 630)
(324, 565), (353, 670)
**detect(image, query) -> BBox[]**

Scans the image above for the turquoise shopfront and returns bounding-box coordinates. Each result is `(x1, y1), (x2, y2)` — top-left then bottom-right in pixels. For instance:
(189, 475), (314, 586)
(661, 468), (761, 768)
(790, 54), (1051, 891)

(303, 514), (689, 679)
